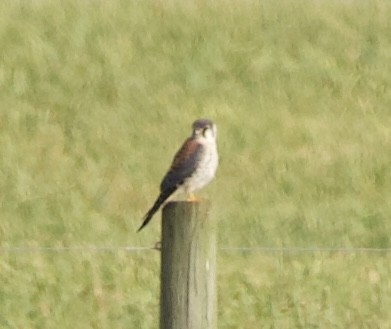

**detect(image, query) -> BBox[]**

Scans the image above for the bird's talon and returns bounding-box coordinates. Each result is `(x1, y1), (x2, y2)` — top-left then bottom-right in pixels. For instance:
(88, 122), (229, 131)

(187, 194), (199, 202)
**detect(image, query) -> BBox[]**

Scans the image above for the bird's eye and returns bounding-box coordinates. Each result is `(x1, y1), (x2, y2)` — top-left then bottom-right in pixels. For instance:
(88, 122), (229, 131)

(202, 127), (209, 136)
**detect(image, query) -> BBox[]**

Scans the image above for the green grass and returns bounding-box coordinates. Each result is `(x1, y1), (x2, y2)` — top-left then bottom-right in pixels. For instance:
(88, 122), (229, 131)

(1, 0), (391, 327)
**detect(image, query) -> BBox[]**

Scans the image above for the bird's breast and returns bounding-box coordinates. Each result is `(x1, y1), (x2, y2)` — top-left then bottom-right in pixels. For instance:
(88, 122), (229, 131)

(184, 142), (218, 193)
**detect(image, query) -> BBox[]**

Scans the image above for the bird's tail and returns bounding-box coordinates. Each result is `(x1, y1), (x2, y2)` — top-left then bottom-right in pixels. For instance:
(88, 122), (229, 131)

(137, 187), (176, 232)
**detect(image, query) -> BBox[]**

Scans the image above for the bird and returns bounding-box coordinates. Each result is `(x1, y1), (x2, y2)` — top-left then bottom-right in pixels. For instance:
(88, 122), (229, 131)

(137, 119), (218, 232)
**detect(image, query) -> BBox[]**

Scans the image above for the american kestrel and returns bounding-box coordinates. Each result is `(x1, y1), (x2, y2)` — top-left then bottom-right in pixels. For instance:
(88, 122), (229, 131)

(137, 119), (218, 232)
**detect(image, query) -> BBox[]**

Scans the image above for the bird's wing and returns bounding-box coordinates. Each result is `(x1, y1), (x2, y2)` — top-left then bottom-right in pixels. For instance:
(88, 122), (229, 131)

(160, 137), (204, 192)
(137, 138), (204, 232)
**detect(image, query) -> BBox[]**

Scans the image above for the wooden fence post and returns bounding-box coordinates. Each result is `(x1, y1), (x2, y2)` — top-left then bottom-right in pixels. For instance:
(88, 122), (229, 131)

(160, 201), (217, 329)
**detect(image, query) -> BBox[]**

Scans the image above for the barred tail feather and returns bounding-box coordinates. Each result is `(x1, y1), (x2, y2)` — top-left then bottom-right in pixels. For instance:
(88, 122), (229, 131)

(137, 186), (177, 232)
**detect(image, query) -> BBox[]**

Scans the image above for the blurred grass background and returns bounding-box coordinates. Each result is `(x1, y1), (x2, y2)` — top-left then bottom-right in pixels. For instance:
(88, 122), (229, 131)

(0, 0), (390, 327)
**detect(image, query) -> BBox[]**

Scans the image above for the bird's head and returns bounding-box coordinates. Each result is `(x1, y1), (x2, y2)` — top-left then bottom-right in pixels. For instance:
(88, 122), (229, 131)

(191, 119), (217, 142)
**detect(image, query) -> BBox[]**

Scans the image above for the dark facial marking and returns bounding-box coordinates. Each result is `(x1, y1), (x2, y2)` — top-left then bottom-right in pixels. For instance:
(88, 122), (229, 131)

(192, 119), (214, 130)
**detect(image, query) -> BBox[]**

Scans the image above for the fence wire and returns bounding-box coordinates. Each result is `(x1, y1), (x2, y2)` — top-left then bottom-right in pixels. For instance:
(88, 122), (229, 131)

(1, 246), (391, 254)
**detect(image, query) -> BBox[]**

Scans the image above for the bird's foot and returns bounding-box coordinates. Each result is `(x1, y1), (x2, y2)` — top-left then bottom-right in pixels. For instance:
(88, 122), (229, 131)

(187, 193), (199, 202)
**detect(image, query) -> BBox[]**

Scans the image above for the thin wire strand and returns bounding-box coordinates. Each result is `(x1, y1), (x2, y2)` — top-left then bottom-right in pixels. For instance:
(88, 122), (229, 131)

(0, 246), (154, 253)
(1, 246), (391, 253)
(220, 247), (391, 253)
